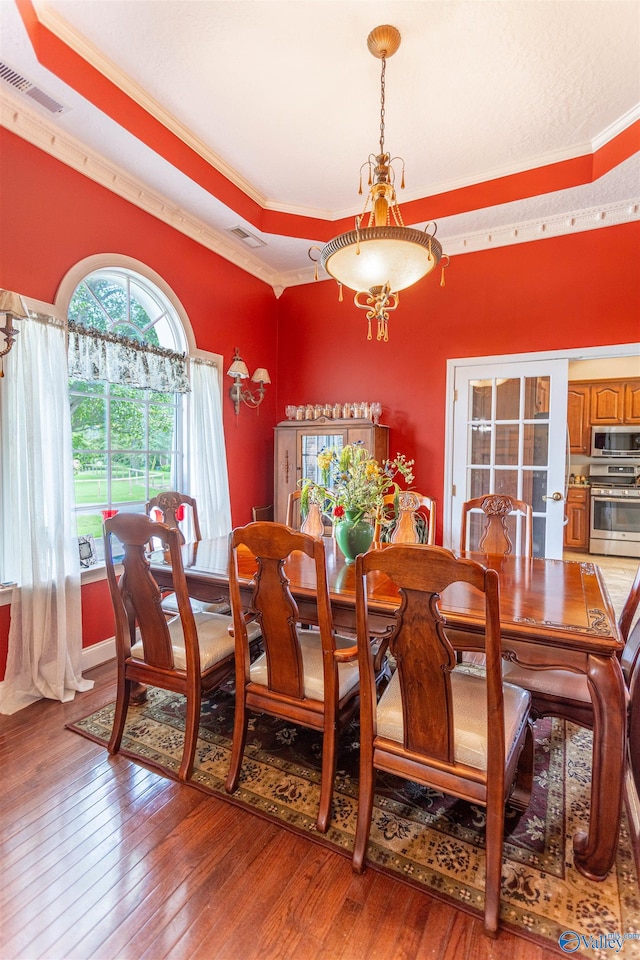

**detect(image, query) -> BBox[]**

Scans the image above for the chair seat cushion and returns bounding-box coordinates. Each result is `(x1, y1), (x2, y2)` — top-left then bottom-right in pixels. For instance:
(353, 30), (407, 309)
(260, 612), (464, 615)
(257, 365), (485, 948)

(160, 591), (231, 616)
(131, 612), (260, 672)
(501, 661), (590, 702)
(376, 669), (530, 771)
(249, 631), (359, 700)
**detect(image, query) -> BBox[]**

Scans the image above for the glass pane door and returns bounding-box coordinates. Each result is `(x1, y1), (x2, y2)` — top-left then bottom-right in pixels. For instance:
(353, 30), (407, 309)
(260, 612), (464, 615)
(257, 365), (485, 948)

(451, 359), (568, 558)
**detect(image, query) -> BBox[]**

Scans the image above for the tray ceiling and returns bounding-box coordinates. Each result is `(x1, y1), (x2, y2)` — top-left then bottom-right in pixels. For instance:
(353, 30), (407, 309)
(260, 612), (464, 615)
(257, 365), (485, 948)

(1, 0), (639, 292)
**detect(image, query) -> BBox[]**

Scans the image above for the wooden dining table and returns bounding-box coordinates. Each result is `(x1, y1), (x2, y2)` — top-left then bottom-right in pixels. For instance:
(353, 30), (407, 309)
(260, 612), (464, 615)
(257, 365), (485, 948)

(150, 535), (626, 884)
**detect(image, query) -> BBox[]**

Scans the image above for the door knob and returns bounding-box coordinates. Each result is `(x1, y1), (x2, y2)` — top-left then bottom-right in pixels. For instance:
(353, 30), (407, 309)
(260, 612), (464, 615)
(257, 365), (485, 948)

(542, 491), (564, 501)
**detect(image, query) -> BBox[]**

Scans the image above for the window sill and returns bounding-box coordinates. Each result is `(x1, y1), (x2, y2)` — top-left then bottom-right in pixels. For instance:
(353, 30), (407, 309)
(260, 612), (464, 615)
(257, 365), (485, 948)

(0, 564), (122, 606)
(0, 584), (15, 607)
(81, 563), (109, 584)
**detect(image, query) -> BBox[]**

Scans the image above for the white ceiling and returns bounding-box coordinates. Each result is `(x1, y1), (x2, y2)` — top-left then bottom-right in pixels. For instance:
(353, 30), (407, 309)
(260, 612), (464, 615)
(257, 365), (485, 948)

(1, 0), (639, 293)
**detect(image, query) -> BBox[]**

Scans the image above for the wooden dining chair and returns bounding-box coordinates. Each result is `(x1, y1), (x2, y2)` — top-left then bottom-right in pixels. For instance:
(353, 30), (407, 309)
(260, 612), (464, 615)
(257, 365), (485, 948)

(104, 513), (257, 781)
(502, 562), (640, 729)
(226, 521), (370, 833)
(251, 504), (274, 522)
(286, 488), (333, 538)
(285, 489), (302, 528)
(352, 544), (534, 936)
(146, 490), (230, 615)
(460, 494), (533, 557)
(373, 491), (436, 545)
(146, 490), (202, 542)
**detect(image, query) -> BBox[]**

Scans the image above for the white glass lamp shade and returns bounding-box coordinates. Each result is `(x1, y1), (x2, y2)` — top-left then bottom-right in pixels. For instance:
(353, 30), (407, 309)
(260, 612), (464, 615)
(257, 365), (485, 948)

(320, 227), (443, 294)
(227, 356), (250, 379)
(252, 367), (271, 385)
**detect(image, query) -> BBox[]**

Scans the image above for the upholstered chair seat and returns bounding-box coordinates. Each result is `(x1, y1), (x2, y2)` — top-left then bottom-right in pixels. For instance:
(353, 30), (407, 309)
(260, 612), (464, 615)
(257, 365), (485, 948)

(377, 669), (531, 771)
(249, 630), (360, 700)
(131, 612), (261, 672)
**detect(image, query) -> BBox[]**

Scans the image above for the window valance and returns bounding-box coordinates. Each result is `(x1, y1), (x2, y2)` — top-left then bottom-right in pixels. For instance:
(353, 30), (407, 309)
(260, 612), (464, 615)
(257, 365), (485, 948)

(67, 321), (190, 393)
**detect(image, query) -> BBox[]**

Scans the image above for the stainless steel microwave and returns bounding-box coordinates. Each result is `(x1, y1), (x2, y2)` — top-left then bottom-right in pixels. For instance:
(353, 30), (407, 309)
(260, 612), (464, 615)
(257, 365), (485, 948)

(591, 425), (640, 458)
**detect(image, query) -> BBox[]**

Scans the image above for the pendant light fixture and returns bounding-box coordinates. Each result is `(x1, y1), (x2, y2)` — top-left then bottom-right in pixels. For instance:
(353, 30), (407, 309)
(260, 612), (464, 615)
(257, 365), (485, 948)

(310, 25), (449, 342)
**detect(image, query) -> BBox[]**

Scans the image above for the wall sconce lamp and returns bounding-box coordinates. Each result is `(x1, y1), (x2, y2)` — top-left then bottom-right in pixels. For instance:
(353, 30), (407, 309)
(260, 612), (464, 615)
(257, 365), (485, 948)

(0, 289), (28, 378)
(226, 347), (271, 415)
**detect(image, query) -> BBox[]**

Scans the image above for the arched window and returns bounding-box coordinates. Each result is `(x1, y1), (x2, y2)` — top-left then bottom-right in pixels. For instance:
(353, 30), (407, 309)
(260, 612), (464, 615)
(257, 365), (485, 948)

(68, 268), (188, 555)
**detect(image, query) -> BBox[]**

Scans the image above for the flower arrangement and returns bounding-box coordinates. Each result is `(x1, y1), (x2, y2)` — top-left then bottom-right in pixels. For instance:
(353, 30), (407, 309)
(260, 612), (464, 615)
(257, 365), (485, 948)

(300, 442), (414, 525)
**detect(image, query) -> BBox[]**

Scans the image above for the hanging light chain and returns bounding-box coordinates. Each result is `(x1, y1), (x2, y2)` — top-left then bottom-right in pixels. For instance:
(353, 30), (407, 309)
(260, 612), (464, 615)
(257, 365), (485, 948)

(379, 52), (387, 157)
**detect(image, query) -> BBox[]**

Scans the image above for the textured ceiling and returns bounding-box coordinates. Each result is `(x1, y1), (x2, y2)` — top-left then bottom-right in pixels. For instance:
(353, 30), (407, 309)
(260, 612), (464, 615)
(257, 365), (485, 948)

(1, 0), (639, 290)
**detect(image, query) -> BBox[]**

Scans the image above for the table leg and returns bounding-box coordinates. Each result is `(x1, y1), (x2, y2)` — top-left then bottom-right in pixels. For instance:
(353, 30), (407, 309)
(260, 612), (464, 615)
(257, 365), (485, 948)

(573, 653), (626, 880)
(130, 682), (148, 705)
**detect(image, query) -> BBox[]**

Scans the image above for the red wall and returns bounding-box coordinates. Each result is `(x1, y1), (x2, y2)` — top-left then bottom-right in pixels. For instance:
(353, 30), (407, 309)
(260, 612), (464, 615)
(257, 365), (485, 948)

(0, 129), (279, 522)
(0, 129), (278, 666)
(276, 223), (640, 521)
(1, 127), (639, 679)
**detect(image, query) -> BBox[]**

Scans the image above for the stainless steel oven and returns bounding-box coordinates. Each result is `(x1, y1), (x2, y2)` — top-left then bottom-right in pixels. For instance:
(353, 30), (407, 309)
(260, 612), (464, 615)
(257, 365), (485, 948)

(589, 463), (640, 558)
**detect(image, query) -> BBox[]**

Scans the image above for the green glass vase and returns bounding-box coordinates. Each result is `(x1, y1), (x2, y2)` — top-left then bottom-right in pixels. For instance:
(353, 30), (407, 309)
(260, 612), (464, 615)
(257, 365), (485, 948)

(334, 509), (374, 563)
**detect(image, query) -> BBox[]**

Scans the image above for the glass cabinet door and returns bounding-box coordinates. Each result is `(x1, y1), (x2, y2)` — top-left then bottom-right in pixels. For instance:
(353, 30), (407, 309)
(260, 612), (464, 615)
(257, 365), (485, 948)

(299, 432), (345, 485)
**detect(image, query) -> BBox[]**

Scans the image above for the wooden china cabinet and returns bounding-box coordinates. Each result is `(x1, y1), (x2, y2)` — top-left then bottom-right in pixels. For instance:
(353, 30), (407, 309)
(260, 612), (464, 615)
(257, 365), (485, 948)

(273, 418), (389, 525)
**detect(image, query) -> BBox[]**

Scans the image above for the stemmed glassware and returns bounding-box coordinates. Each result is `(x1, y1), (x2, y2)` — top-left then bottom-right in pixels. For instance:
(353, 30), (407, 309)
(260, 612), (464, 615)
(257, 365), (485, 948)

(371, 402), (382, 424)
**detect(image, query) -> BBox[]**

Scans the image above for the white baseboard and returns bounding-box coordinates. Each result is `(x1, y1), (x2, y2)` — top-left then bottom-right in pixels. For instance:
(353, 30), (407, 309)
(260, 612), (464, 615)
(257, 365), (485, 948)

(0, 642), (115, 711)
(82, 636), (116, 671)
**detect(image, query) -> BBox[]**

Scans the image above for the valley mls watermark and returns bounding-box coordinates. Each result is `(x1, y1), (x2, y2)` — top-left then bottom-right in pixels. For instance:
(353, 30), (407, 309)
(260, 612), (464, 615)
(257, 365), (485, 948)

(559, 930), (640, 953)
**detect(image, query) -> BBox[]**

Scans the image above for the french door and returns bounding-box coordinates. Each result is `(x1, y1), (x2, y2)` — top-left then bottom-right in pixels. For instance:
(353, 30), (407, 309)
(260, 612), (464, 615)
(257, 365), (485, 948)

(449, 358), (568, 558)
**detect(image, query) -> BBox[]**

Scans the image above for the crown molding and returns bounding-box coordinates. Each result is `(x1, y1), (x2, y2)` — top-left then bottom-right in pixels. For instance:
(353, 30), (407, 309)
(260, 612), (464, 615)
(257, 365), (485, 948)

(27, 1), (640, 227)
(439, 200), (640, 258)
(278, 197), (640, 289)
(32, 0), (267, 210)
(593, 104), (640, 152)
(2, 89), (638, 297)
(0, 90), (285, 294)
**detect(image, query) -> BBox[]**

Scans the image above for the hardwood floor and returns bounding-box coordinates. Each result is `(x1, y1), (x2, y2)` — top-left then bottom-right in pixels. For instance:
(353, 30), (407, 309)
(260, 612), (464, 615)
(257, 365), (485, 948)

(0, 662), (563, 960)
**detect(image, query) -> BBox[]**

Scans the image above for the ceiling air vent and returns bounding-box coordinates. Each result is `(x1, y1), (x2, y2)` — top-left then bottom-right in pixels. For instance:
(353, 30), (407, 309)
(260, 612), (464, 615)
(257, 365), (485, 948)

(228, 226), (267, 249)
(0, 61), (69, 116)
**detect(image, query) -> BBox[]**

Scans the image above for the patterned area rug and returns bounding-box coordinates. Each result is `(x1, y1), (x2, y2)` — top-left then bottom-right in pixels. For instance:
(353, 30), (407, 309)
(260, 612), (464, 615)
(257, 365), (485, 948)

(69, 686), (640, 958)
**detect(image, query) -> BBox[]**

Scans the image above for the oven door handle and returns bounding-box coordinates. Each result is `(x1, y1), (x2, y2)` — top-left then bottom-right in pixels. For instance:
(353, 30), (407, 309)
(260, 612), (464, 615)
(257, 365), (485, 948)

(592, 496), (638, 504)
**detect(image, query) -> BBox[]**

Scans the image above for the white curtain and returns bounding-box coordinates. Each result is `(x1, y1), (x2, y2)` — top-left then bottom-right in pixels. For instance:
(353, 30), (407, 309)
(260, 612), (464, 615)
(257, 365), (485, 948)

(0, 314), (93, 714)
(189, 359), (232, 538)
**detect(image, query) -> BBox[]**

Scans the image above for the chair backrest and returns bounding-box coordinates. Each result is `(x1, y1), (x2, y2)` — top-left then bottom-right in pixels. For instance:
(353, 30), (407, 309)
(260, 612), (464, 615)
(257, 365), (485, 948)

(355, 543), (505, 772)
(251, 504), (274, 522)
(104, 512), (199, 673)
(146, 491), (202, 542)
(619, 563), (640, 645)
(460, 494), (533, 556)
(373, 491), (436, 545)
(286, 489), (332, 537)
(285, 490), (301, 528)
(229, 521), (335, 701)
(628, 660), (640, 799)
(617, 564), (640, 686)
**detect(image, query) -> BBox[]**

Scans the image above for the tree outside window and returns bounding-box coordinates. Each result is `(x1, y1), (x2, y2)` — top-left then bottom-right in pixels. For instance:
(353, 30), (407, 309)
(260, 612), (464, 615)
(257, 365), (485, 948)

(68, 270), (186, 557)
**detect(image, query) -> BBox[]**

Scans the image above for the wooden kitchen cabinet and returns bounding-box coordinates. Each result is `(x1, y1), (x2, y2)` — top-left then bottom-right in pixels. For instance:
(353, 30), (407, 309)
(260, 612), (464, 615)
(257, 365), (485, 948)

(273, 418), (389, 525)
(567, 383), (591, 454)
(590, 381), (626, 424)
(568, 378), (640, 453)
(564, 486), (590, 551)
(626, 382), (640, 423)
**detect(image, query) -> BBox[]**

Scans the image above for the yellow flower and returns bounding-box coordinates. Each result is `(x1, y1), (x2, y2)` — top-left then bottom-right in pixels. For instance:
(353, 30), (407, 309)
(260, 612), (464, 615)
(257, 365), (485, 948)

(365, 461), (380, 478)
(317, 451), (333, 472)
